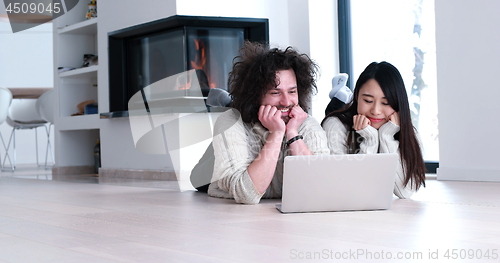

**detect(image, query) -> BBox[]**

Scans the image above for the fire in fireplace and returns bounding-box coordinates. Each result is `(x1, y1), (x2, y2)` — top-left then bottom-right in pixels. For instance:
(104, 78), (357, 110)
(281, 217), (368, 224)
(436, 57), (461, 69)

(106, 15), (269, 117)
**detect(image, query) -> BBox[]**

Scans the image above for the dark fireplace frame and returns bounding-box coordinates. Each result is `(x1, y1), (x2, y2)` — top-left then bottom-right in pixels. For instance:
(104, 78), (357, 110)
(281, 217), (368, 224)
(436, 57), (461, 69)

(104, 15), (269, 118)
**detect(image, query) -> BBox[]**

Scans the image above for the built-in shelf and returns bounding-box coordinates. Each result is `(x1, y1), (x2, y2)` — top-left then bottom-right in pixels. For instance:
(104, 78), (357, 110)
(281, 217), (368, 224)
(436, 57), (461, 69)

(59, 66), (98, 78)
(53, 1), (101, 169)
(58, 115), (101, 131)
(58, 18), (98, 35)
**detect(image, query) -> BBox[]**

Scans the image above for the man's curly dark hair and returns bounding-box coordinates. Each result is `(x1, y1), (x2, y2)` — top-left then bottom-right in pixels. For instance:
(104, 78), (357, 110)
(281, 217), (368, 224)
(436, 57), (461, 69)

(228, 41), (319, 124)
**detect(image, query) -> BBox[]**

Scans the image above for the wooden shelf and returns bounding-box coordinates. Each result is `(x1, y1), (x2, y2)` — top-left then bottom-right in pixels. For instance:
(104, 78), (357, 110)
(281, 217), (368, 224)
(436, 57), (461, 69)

(58, 18), (98, 35)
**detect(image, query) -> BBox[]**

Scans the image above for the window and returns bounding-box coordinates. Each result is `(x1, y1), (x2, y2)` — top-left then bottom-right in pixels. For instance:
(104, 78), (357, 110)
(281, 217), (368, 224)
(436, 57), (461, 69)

(340, 0), (438, 170)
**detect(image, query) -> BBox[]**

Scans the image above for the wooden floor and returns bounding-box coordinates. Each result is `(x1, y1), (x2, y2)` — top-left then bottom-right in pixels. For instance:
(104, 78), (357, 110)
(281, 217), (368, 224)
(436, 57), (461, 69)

(1, 166), (499, 262)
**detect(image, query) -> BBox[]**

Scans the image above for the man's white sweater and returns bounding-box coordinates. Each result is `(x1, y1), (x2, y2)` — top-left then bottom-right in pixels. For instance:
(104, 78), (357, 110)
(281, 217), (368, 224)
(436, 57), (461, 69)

(208, 109), (329, 204)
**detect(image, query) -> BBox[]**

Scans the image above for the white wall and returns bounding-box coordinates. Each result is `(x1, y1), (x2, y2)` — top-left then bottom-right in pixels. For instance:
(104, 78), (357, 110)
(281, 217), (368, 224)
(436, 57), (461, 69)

(0, 23), (53, 87)
(435, 0), (500, 181)
(176, 0), (291, 47)
(99, 0), (320, 171)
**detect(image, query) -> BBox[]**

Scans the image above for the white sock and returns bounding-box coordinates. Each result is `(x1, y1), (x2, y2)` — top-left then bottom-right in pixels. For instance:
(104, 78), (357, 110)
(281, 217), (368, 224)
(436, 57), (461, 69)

(334, 86), (353, 104)
(329, 73), (347, 99)
(329, 73), (353, 103)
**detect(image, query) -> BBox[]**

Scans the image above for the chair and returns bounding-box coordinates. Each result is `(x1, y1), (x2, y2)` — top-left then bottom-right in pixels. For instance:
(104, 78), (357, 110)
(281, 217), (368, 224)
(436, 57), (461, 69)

(2, 98), (47, 170)
(0, 87), (13, 170)
(36, 89), (55, 168)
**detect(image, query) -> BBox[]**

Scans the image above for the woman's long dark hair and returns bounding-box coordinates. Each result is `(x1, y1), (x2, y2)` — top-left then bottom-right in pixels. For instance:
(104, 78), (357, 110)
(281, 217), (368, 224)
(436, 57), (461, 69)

(229, 41), (319, 123)
(322, 62), (426, 190)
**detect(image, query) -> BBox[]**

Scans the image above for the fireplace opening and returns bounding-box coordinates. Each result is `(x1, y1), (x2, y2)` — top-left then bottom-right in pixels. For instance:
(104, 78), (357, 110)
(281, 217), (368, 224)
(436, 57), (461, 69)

(106, 15), (269, 117)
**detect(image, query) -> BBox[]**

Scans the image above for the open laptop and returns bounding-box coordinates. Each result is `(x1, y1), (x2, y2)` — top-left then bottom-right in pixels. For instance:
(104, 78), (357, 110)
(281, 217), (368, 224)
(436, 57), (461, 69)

(276, 153), (398, 213)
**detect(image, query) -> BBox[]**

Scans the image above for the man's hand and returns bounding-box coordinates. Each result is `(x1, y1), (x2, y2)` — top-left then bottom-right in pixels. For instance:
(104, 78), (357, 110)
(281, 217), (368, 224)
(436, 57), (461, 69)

(251, 105), (287, 195)
(285, 105), (308, 138)
(258, 105), (286, 134)
(353, 114), (371, 131)
(388, 112), (400, 127)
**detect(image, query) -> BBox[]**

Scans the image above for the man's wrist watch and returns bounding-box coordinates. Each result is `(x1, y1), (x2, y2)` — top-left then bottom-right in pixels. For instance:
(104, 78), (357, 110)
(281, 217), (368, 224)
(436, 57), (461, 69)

(286, 135), (303, 147)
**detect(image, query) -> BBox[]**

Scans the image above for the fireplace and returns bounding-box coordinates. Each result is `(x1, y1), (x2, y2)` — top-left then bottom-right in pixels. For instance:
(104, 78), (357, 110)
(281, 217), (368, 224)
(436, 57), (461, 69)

(105, 15), (269, 117)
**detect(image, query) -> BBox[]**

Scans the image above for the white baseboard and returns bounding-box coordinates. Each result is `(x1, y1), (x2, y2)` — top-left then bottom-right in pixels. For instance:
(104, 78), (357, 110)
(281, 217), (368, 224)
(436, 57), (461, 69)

(437, 167), (500, 182)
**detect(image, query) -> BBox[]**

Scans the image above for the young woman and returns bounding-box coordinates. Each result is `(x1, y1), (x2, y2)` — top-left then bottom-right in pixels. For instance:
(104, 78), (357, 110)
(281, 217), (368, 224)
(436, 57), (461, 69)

(322, 62), (426, 198)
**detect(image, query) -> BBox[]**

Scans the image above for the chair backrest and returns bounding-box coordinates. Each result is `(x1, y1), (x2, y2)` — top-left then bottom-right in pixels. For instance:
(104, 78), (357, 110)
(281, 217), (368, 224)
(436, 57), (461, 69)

(8, 99), (45, 123)
(36, 89), (55, 124)
(0, 87), (13, 124)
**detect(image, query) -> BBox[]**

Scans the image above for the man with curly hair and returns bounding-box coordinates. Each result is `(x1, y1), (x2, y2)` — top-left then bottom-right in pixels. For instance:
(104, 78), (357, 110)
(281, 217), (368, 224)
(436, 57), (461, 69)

(206, 41), (329, 204)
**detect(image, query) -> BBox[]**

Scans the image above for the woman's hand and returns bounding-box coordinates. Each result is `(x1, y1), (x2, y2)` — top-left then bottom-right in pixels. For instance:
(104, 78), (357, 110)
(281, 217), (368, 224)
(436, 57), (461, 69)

(353, 114), (371, 131)
(258, 105), (286, 134)
(388, 112), (400, 127)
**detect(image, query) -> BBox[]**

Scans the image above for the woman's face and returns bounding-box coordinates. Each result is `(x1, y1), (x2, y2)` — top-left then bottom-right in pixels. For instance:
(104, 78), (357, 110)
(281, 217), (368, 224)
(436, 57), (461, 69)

(356, 79), (396, 129)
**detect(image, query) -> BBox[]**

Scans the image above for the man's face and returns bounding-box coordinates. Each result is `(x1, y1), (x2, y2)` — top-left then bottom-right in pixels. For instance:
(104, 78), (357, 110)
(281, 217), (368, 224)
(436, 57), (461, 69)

(260, 69), (299, 123)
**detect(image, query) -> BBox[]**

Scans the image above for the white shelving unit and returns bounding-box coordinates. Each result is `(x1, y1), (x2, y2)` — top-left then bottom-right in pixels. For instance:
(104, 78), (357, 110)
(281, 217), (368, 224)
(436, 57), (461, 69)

(59, 65), (98, 78)
(53, 1), (100, 170)
(58, 115), (101, 131)
(58, 18), (97, 35)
